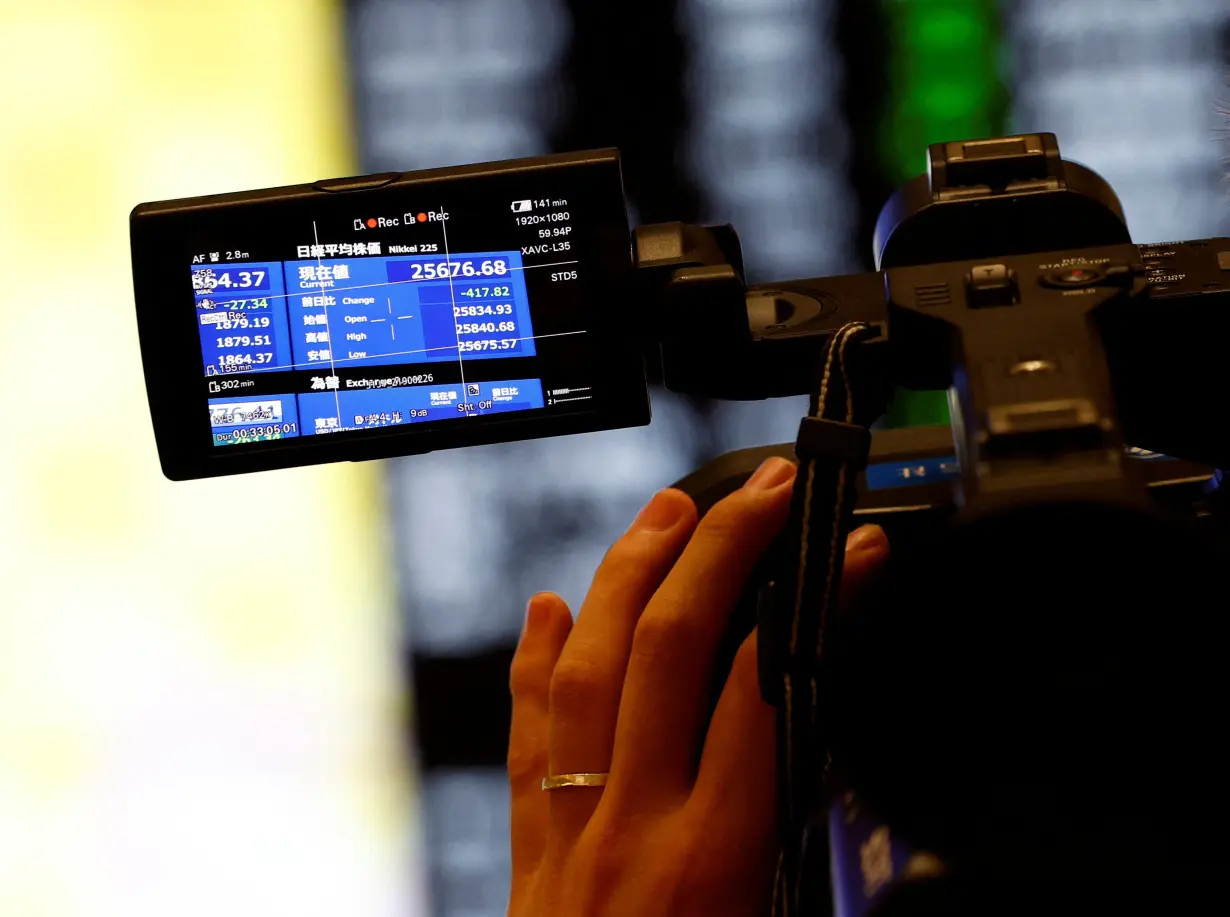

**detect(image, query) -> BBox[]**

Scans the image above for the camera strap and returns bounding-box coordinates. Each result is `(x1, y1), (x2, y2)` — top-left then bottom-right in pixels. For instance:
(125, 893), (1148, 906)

(765, 322), (878, 917)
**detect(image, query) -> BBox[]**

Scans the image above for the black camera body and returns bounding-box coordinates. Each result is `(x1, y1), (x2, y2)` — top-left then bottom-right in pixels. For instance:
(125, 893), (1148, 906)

(131, 131), (1230, 906)
(643, 135), (1230, 906)
(645, 134), (1229, 477)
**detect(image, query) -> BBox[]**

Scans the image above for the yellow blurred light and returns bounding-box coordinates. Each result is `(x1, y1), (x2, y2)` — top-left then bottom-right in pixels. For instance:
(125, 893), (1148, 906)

(0, 2), (416, 915)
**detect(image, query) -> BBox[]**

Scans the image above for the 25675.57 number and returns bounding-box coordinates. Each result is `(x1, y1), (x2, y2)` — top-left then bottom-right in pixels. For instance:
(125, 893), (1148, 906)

(458, 339), (518, 352)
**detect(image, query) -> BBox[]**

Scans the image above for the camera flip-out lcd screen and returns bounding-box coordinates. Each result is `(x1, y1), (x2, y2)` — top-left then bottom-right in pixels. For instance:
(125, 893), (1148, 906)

(131, 150), (648, 479)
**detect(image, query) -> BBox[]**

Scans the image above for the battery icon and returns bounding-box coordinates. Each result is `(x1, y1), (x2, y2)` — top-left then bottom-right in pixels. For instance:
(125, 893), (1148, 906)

(511, 199), (532, 212)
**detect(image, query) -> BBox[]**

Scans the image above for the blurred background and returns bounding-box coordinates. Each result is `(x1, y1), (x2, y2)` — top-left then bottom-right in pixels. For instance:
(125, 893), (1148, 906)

(0, 1), (1225, 916)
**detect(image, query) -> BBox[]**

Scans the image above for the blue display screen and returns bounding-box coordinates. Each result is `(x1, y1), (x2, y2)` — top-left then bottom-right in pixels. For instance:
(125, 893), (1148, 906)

(863, 448), (1178, 492)
(284, 251), (535, 371)
(191, 248), (549, 447)
(298, 378), (545, 436)
(194, 263), (293, 375)
(864, 456), (960, 491)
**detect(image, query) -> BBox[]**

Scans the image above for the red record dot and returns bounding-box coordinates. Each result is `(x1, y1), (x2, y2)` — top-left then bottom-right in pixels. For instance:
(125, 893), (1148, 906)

(417, 212), (428, 223)
(366, 218), (377, 228)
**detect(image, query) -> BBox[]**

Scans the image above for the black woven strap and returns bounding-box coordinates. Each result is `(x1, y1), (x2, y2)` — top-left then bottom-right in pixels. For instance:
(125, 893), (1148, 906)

(794, 417), (872, 469)
(768, 322), (879, 917)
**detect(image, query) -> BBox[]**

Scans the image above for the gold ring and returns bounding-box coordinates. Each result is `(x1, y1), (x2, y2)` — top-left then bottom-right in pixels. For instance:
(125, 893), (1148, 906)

(541, 773), (609, 791)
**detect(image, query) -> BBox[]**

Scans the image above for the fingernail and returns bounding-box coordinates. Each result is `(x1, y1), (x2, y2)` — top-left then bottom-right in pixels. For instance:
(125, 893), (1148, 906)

(744, 456), (796, 492)
(634, 489), (689, 531)
(846, 525), (887, 556)
(520, 596), (540, 643)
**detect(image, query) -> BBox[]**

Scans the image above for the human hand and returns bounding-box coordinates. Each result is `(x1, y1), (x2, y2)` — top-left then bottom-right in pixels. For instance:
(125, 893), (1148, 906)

(508, 456), (890, 917)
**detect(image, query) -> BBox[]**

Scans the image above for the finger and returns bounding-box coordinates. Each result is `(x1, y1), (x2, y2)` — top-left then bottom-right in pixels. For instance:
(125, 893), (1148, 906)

(691, 525), (890, 835)
(834, 524), (889, 623)
(546, 488), (698, 845)
(609, 457), (797, 806)
(509, 592), (573, 880)
(685, 630), (779, 871)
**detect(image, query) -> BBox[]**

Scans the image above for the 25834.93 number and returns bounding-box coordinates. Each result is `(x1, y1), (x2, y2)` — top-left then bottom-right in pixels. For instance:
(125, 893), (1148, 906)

(453, 303), (513, 317)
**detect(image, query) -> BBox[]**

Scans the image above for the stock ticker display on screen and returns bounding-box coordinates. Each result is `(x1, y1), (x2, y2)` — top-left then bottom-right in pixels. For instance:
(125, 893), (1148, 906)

(193, 246), (542, 446)
(131, 149), (646, 478)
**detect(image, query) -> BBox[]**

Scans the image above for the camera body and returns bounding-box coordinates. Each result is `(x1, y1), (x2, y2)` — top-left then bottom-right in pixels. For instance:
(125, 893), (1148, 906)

(641, 135), (1230, 906)
(130, 131), (1230, 905)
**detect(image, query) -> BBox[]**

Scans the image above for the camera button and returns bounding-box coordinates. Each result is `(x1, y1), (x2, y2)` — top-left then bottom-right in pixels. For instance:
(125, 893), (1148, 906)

(1038, 265), (1120, 289)
(967, 263), (1018, 307)
(1048, 266), (1102, 286)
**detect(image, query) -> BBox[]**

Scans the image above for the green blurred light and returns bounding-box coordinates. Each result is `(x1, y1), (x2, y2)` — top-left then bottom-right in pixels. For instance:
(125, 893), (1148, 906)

(912, 82), (993, 119)
(905, 8), (989, 48)
(877, 0), (1008, 429)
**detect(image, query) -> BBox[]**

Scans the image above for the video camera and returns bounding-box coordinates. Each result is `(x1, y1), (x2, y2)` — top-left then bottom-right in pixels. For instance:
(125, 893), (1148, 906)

(131, 133), (1230, 912)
